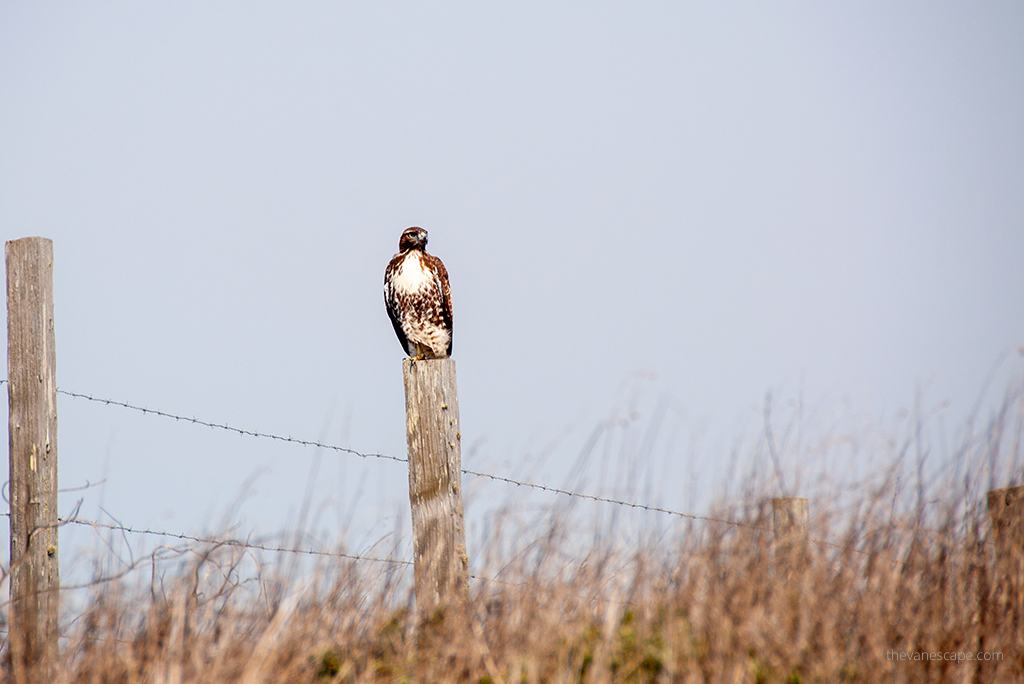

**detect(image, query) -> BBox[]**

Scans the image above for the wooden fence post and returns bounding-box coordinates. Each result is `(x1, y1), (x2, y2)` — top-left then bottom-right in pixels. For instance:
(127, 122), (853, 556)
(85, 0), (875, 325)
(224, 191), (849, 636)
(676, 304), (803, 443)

(772, 497), (809, 569)
(403, 358), (468, 615)
(987, 486), (1024, 621)
(772, 497), (808, 648)
(988, 486), (1024, 566)
(6, 237), (59, 683)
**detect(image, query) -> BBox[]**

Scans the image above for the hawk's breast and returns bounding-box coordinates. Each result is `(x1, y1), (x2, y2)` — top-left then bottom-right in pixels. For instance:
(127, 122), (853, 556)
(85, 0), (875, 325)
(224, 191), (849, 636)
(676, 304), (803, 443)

(392, 252), (431, 294)
(384, 244), (452, 358)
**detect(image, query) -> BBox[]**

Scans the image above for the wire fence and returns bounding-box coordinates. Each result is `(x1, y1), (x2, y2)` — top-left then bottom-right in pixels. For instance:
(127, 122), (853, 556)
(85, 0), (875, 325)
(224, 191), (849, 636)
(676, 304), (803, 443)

(0, 383), (923, 593)
(59, 515), (411, 567)
(0, 508), (544, 611)
(55, 388), (768, 532)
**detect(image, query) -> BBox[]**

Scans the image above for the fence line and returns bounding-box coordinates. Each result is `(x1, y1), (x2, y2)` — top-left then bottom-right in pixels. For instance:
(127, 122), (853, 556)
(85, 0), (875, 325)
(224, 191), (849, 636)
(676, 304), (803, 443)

(62, 517), (413, 567)
(49, 386), (951, 559)
(54, 386), (769, 532)
(460, 466), (768, 531)
(54, 388), (407, 466)
(1, 382), (946, 571)
(0, 511), (412, 567)
(0, 512), (529, 599)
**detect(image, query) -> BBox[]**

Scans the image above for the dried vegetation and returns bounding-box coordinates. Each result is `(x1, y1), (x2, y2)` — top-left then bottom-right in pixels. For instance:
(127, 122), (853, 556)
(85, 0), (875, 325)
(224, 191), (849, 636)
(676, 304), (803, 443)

(4, 379), (1024, 683)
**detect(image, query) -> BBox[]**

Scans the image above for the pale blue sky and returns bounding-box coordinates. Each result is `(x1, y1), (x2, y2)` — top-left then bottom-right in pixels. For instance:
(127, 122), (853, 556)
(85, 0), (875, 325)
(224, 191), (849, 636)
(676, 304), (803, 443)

(1, 2), (1023, 568)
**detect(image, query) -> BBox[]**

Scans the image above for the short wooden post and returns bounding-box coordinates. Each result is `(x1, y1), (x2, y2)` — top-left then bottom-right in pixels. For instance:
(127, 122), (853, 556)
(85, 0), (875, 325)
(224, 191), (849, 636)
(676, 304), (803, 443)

(772, 497), (808, 648)
(988, 486), (1024, 566)
(987, 486), (1024, 620)
(403, 358), (468, 614)
(6, 237), (59, 683)
(772, 497), (809, 569)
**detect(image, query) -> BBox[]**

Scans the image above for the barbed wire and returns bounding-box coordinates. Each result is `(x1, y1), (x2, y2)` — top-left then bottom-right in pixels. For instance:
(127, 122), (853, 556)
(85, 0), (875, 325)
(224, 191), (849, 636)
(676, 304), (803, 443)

(0, 380), (994, 622)
(459, 467), (768, 531)
(0, 511), (529, 592)
(55, 387), (769, 532)
(11, 384), (948, 561)
(0, 510), (411, 567)
(64, 517), (414, 567)
(52, 389), (924, 559)
(55, 388), (408, 465)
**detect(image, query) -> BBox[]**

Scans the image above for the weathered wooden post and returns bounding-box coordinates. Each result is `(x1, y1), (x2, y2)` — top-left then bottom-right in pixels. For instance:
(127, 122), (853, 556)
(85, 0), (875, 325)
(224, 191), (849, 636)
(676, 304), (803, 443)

(772, 497), (809, 567)
(988, 486), (1024, 566)
(403, 358), (468, 615)
(771, 497), (809, 648)
(7, 237), (59, 683)
(987, 486), (1024, 625)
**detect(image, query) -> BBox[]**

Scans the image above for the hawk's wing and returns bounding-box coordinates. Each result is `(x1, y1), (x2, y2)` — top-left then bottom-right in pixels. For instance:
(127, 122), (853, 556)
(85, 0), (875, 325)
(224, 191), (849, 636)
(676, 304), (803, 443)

(427, 254), (454, 356)
(384, 256), (411, 354)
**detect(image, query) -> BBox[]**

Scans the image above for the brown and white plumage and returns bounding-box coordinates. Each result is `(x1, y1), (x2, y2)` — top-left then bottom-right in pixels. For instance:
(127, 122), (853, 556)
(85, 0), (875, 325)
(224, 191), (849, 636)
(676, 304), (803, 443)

(384, 227), (453, 359)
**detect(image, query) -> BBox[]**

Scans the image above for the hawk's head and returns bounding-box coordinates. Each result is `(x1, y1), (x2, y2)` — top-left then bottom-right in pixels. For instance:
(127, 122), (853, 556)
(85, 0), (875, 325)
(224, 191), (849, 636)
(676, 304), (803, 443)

(398, 227), (428, 252)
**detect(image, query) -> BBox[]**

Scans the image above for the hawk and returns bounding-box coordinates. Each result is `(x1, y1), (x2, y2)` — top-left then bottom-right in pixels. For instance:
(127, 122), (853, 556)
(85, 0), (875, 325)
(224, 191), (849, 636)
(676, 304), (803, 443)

(384, 227), (453, 359)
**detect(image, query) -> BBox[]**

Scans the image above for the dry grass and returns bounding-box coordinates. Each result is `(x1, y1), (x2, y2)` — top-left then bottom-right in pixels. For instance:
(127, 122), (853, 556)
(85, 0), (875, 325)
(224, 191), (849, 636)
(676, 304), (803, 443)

(5, 380), (1024, 683)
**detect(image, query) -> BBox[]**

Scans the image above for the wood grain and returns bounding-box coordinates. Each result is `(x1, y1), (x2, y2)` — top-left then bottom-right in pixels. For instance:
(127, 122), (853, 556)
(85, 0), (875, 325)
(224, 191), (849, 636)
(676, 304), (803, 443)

(7, 237), (59, 683)
(403, 358), (468, 613)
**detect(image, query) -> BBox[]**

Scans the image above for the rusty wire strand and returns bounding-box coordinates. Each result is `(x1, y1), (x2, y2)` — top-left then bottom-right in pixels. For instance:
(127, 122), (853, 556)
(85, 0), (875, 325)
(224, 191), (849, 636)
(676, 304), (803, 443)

(55, 387), (770, 531)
